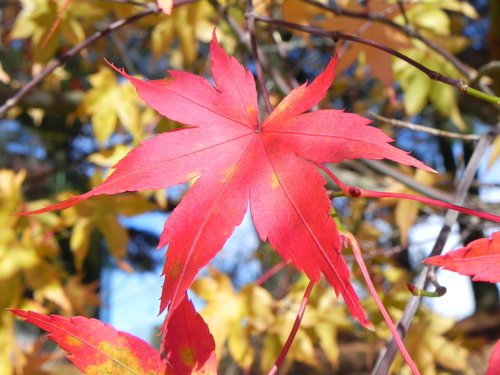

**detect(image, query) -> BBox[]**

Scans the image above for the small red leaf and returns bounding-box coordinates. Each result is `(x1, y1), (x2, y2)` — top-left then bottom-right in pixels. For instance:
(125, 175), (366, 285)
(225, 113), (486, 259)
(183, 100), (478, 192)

(487, 340), (500, 375)
(10, 309), (161, 374)
(424, 232), (500, 283)
(162, 295), (217, 375)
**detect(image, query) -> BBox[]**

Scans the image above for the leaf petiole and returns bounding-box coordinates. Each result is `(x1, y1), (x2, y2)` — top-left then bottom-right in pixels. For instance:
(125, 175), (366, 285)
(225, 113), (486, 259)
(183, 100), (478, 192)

(315, 162), (500, 223)
(342, 232), (421, 374)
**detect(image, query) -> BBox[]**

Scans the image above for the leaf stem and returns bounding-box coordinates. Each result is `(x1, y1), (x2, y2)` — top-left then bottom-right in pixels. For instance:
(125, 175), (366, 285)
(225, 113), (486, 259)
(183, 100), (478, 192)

(255, 262), (286, 285)
(315, 162), (500, 223)
(343, 232), (420, 374)
(268, 280), (315, 375)
(465, 86), (500, 105)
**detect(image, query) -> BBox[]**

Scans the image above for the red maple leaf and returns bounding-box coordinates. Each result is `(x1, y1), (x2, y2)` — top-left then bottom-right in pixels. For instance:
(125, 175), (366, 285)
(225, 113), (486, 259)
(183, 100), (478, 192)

(424, 231), (500, 283)
(10, 309), (162, 374)
(487, 339), (500, 375)
(26, 33), (431, 331)
(11, 295), (217, 375)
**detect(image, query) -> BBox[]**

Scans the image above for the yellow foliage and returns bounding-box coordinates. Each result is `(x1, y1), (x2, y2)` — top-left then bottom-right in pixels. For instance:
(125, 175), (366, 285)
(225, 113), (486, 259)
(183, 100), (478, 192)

(10, 0), (104, 63)
(151, 1), (216, 67)
(61, 193), (156, 270)
(80, 68), (143, 144)
(0, 170), (100, 373)
(193, 270), (351, 372)
(394, 42), (466, 129)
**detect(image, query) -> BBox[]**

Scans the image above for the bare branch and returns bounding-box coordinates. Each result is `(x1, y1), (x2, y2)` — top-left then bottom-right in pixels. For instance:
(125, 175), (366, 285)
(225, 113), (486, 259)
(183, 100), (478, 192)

(369, 112), (481, 141)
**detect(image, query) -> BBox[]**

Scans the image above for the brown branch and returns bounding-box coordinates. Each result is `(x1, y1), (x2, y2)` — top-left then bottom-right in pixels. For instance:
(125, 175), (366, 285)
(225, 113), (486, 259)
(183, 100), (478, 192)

(0, 0), (199, 119)
(253, 15), (500, 106)
(301, 0), (475, 78)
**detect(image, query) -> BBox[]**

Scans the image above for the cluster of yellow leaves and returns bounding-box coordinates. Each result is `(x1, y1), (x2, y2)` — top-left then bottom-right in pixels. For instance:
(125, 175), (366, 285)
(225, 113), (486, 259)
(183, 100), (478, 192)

(193, 269), (355, 373)
(0, 170), (99, 374)
(79, 68), (145, 145)
(394, 42), (467, 130)
(151, 1), (216, 68)
(192, 260), (475, 374)
(59, 191), (155, 270)
(10, 0), (104, 63)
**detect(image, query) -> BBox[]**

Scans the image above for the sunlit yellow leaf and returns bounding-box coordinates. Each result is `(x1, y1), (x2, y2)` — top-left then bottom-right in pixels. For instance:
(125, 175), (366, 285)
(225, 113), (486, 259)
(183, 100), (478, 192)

(151, 2), (214, 66)
(80, 68), (142, 144)
(488, 137), (500, 169)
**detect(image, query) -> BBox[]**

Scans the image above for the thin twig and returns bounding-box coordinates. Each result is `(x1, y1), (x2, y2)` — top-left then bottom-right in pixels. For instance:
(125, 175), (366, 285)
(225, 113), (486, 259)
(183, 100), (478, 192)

(372, 124), (500, 374)
(255, 262), (286, 285)
(268, 280), (315, 375)
(343, 232), (420, 374)
(301, 0), (474, 78)
(369, 112), (481, 141)
(0, 0), (199, 119)
(209, 0), (294, 95)
(246, 0), (272, 116)
(253, 15), (500, 106)
(397, 0), (410, 26)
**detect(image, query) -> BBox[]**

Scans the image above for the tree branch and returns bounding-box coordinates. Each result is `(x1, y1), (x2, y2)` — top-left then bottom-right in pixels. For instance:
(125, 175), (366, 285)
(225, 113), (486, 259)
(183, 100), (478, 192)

(253, 15), (500, 106)
(301, 0), (475, 78)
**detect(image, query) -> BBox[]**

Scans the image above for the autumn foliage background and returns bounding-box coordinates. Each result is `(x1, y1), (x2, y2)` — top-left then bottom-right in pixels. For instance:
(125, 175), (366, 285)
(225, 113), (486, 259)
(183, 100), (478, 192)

(0, 0), (499, 374)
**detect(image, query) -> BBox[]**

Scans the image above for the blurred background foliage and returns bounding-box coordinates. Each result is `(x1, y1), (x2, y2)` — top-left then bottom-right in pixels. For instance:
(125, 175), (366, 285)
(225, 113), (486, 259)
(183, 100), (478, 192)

(0, 0), (499, 373)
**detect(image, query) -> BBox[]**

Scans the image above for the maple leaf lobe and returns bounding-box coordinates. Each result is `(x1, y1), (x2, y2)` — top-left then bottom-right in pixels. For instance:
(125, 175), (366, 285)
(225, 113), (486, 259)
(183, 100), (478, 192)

(424, 231), (500, 283)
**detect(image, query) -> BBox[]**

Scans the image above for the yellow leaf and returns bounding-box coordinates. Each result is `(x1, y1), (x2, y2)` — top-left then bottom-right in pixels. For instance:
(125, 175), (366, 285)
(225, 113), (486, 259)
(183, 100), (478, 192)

(80, 68), (141, 144)
(70, 217), (93, 270)
(87, 144), (132, 168)
(98, 216), (129, 264)
(402, 71), (432, 115)
(488, 137), (500, 169)
(10, 0), (103, 63)
(260, 333), (282, 372)
(228, 323), (254, 369)
(151, 2), (214, 66)
(241, 284), (274, 331)
(395, 199), (419, 246)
